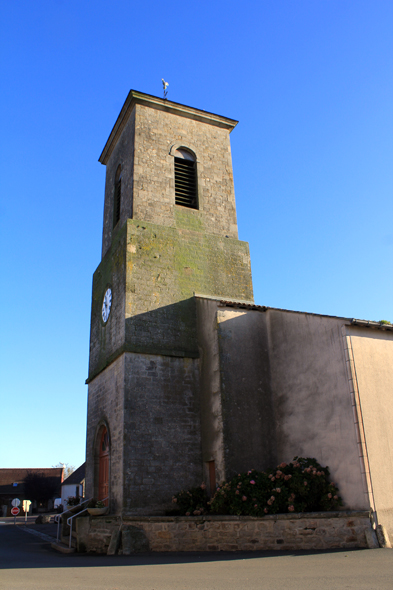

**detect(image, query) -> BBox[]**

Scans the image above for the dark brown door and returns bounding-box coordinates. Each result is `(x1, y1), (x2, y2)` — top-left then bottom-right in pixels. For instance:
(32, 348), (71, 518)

(98, 427), (109, 504)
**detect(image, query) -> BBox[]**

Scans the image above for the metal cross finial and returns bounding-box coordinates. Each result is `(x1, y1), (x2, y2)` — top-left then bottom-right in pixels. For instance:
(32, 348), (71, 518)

(162, 78), (169, 99)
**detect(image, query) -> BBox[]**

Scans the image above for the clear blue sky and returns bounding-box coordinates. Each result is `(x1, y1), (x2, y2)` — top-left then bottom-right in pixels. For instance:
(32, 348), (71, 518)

(1, 1), (392, 470)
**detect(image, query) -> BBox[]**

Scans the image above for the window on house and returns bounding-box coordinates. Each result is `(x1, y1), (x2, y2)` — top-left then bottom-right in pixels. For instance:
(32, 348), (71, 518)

(174, 149), (198, 209)
(113, 165), (122, 227)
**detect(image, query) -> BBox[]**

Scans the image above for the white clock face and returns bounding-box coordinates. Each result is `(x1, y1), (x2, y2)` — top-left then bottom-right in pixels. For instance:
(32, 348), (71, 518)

(102, 288), (112, 323)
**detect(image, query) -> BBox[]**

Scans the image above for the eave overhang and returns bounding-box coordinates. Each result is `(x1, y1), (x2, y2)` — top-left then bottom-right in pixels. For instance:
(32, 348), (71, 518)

(99, 90), (238, 165)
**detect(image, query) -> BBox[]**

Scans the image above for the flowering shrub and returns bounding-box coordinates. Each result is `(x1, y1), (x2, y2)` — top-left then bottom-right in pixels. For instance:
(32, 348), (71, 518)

(171, 483), (209, 516)
(172, 458), (342, 517)
(66, 496), (81, 507)
(87, 498), (106, 509)
(209, 457), (342, 516)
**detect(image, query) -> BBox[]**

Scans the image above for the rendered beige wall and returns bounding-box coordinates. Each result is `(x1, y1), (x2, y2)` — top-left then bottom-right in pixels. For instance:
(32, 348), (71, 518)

(266, 310), (367, 511)
(348, 326), (393, 538)
(213, 302), (368, 510)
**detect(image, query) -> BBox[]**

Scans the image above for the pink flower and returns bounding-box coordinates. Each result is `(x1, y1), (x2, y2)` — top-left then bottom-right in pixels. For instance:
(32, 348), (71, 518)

(247, 471), (252, 475)
(235, 490), (240, 495)
(267, 499), (272, 505)
(242, 496), (247, 501)
(200, 482), (206, 490)
(328, 493), (332, 499)
(279, 462), (287, 468)
(254, 504), (258, 508)
(193, 510), (201, 515)
(250, 480), (255, 485)
(284, 474), (292, 481)
(186, 512), (190, 516)
(264, 508), (268, 513)
(268, 474), (273, 479)
(304, 481), (308, 486)
(334, 495), (338, 500)
(275, 488), (281, 493)
(276, 470), (282, 477)
(288, 505), (295, 512)
(172, 497), (177, 503)
(271, 477), (275, 482)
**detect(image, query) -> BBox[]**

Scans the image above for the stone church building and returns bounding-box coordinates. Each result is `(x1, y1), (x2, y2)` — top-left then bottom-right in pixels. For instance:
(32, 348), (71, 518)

(85, 90), (393, 540)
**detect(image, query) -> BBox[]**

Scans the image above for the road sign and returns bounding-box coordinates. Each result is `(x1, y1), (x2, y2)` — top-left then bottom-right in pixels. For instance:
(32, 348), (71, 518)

(11, 507), (20, 516)
(11, 498), (20, 507)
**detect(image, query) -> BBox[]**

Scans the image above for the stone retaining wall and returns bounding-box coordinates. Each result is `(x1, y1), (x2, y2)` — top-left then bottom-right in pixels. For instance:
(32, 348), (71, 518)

(76, 511), (378, 554)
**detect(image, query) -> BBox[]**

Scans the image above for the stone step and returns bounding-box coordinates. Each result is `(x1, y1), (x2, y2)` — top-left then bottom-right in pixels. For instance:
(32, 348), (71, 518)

(51, 541), (76, 554)
(60, 534), (77, 548)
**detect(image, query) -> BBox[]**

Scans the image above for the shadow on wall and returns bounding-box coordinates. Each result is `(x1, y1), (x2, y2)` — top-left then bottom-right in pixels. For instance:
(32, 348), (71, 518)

(125, 297), (199, 358)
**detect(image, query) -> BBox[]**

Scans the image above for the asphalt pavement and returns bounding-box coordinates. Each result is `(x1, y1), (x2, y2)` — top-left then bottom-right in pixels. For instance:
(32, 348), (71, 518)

(1, 519), (392, 590)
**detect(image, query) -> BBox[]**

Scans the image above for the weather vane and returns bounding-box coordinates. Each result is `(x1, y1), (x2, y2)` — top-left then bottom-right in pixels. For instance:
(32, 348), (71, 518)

(162, 78), (169, 99)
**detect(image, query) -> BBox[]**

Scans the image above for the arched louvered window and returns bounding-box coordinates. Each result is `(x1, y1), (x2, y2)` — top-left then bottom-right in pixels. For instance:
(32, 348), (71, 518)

(174, 149), (198, 209)
(113, 165), (122, 228)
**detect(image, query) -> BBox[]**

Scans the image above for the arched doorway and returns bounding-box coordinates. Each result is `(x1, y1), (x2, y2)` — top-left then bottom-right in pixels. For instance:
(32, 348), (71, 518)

(98, 427), (109, 505)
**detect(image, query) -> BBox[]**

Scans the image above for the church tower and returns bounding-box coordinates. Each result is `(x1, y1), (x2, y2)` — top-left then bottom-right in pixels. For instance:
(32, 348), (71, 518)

(85, 91), (253, 515)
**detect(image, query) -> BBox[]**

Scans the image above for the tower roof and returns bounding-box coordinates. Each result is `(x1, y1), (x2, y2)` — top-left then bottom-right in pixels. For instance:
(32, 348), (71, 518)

(99, 90), (238, 165)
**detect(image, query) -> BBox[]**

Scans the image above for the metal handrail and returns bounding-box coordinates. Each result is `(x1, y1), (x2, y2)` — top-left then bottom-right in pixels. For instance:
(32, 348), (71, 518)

(66, 497), (108, 550)
(53, 498), (91, 544)
(54, 505), (78, 543)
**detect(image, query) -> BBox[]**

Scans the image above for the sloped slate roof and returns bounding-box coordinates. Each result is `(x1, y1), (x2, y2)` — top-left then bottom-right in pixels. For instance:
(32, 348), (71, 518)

(61, 463), (85, 486)
(0, 468), (63, 496)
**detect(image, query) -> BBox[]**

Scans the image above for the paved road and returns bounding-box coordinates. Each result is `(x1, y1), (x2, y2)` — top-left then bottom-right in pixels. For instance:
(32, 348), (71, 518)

(1, 522), (392, 590)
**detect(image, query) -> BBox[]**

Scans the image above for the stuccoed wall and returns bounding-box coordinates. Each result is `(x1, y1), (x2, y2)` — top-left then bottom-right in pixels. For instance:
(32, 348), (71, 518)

(122, 353), (201, 515)
(216, 306), (276, 475)
(200, 300), (367, 511)
(196, 298), (226, 489)
(347, 326), (393, 539)
(266, 309), (367, 510)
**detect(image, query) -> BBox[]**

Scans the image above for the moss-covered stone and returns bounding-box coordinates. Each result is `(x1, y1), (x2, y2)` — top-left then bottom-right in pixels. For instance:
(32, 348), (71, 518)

(88, 219), (253, 381)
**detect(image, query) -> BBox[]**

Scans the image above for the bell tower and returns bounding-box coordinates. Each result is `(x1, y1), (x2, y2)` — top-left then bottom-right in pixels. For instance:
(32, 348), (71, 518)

(85, 91), (254, 515)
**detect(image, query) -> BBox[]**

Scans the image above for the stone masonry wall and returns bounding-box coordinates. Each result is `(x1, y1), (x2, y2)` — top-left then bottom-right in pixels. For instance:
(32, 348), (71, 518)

(101, 101), (239, 259)
(102, 109), (135, 259)
(123, 352), (202, 515)
(124, 219), (253, 358)
(133, 104), (238, 239)
(88, 223), (127, 378)
(85, 356), (125, 513)
(88, 219), (253, 381)
(76, 512), (375, 553)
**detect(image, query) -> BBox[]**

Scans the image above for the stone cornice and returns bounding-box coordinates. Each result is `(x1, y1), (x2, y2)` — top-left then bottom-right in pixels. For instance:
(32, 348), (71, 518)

(86, 343), (199, 384)
(99, 90), (238, 165)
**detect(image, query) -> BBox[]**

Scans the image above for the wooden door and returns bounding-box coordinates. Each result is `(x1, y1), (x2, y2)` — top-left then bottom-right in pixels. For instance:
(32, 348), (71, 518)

(98, 427), (109, 504)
